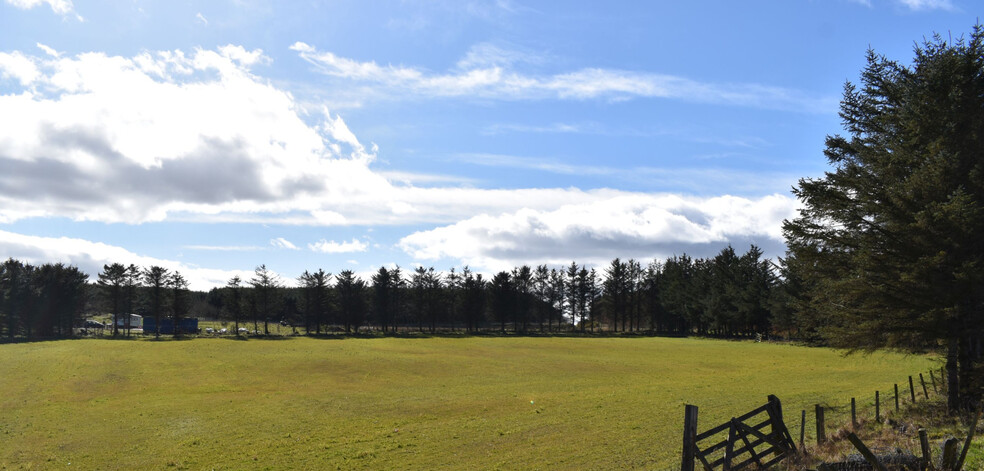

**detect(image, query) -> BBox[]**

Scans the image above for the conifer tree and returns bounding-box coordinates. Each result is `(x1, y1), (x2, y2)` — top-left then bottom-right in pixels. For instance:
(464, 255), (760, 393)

(783, 26), (984, 412)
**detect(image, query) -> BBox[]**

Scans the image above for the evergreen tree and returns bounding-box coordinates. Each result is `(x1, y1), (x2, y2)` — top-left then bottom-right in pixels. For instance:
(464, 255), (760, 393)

(335, 270), (367, 333)
(225, 275), (244, 336)
(783, 26), (984, 411)
(98, 263), (127, 336)
(143, 266), (169, 339)
(460, 267), (486, 332)
(169, 271), (188, 337)
(249, 264), (280, 335)
(489, 271), (513, 333)
(371, 267), (397, 333)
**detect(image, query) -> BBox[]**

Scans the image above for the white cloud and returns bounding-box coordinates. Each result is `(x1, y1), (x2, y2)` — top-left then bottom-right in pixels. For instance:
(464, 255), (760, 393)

(36, 43), (60, 58)
(0, 229), (253, 291)
(183, 245), (264, 251)
(0, 48), (659, 229)
(398, 194), (798, 272)
(378, 170), (477, 186)
(291, 42), (836, 112)
(483, 122), (588, 135)
(196, 12), (208, 25)
(454, 153), (797, 194)
(0, 51), (40, 85)
(0, 45), (398, 225)
(5, 0), (82, 20)
(309, 238), (369, 254)
(270, 237), (299, 250)
(896, 0), (954, 10)
(0, 43), (800, 270)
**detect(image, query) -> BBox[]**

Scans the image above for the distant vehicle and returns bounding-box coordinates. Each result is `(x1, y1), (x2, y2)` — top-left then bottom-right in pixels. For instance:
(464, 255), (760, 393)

(84, 320), (105, 328)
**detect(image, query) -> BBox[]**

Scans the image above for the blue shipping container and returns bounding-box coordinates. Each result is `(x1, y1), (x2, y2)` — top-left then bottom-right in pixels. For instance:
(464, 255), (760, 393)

(143, 318), (198, 335)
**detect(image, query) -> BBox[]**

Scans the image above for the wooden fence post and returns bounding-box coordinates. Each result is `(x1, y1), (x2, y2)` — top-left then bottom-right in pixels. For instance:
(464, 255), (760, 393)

(851, 397), (857, 429)
(919, 373), (929, 399)
(876, 391), (881, 422)
(930, 370), (938, 393)
(682, 404), (698, 471)
(909, 376), (916, 403)
(918, 428), (931, 468)
(894, 384), (899, 412)
(815, 404), (826, 445)
(800, 409), (805, 449)
(942, 437), (960, 469)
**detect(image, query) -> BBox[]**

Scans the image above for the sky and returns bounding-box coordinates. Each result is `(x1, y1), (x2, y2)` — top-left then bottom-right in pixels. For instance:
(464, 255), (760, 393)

(0, 0), (979, 290)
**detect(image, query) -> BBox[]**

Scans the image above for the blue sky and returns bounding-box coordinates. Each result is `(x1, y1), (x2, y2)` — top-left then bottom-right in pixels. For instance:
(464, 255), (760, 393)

(0, 0), (978, 289)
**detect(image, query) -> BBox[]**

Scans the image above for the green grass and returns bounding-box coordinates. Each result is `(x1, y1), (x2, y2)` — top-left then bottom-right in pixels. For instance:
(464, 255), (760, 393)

(0, 336), (943, 469)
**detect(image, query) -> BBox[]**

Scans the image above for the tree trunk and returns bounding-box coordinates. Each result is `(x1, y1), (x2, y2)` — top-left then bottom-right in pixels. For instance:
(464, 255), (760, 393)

(959, 334), (980, 409)
(948, 335), (961, 414)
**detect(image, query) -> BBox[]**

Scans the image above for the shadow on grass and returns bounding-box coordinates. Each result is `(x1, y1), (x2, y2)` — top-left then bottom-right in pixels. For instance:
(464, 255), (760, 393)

(2, 329), (693, 344)
(295, 330), (691, 341)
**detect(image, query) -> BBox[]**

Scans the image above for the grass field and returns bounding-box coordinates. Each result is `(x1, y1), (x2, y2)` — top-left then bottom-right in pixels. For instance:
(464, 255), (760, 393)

(0, 336), (948, 469)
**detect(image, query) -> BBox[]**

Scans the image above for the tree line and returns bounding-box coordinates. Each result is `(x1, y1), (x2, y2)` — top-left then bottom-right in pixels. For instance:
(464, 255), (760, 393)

(0, 244), (797, 340)
(213, 245), (784, 337)
(0, 260), (196, 340)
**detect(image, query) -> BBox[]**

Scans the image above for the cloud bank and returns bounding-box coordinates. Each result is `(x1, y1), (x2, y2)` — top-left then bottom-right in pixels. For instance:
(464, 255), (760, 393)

(399, 194), (797, 271)
(0, 44), (801, 281)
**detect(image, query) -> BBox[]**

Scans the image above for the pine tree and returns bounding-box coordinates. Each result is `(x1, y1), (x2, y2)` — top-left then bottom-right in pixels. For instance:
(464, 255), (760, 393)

(783, 26), (984, 412)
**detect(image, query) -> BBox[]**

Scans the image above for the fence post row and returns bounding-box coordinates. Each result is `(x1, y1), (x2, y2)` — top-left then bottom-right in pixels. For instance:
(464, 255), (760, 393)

(681, 369), (943, 470)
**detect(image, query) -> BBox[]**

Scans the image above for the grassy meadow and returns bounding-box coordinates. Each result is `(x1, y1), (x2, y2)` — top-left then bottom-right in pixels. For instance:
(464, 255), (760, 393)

(0, 336), (943, 469)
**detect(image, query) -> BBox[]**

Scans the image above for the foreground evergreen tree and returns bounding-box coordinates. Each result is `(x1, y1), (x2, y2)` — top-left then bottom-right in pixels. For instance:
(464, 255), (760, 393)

(783, 26), (984, 412)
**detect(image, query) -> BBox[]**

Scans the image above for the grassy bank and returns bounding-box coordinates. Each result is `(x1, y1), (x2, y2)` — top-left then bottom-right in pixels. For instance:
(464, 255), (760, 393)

(0, 336), (939, 469)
